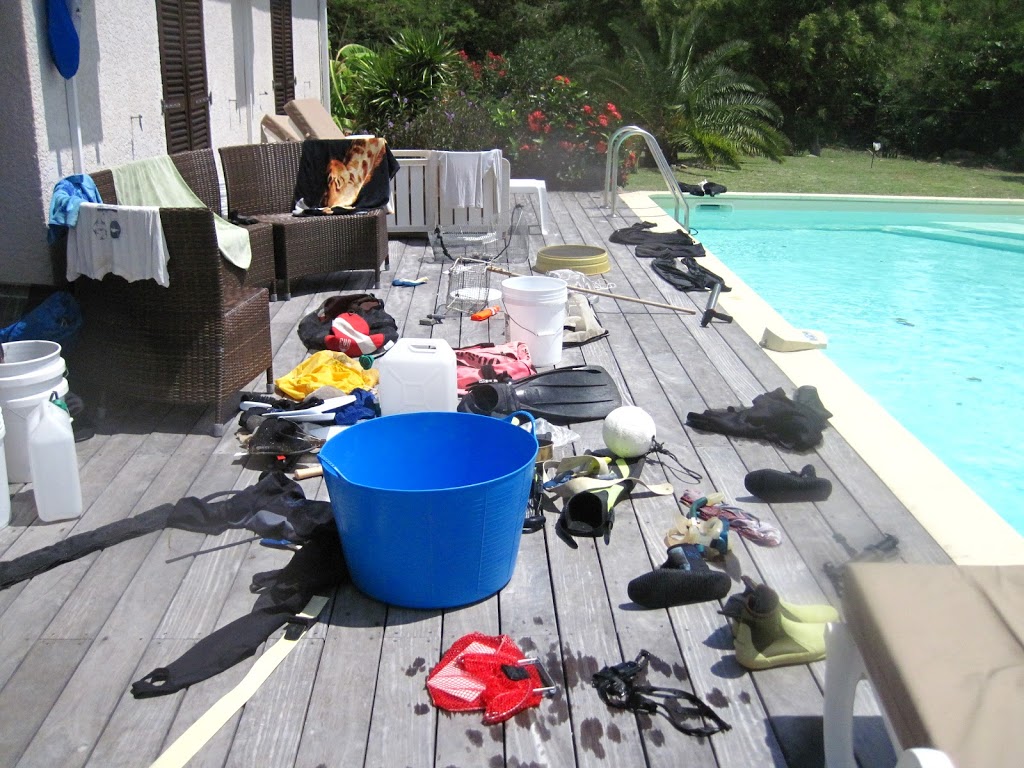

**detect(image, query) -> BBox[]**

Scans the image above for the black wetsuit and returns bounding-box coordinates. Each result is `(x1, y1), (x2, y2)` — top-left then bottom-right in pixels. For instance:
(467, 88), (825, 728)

(686, 386), (832, 451)
(0, 472), (347, 698)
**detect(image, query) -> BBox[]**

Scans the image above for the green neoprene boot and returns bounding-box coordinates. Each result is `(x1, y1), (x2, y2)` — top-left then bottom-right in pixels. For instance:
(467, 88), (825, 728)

(731, 611), (828, 670)
(721, 580), (829, 670)
(721, 576), (839, 629)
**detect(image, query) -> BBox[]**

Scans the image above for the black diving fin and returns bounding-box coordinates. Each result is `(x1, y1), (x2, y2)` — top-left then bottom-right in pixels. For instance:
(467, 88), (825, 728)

(458, 364), (622, 425)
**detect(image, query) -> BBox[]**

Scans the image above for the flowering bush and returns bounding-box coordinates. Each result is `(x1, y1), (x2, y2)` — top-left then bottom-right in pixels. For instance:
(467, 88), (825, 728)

(365, 44), (634, 189)
(455, 50), (510, 97)
(508, 75), (625, 189)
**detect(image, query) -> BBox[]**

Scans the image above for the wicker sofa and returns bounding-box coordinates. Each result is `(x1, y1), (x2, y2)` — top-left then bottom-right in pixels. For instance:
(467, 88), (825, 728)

(68, 149), (274, 435)
(218, 141), (390, 299)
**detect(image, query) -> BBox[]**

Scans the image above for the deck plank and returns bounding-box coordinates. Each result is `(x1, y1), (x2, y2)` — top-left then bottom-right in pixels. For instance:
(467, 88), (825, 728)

(0, 191), (968, 767)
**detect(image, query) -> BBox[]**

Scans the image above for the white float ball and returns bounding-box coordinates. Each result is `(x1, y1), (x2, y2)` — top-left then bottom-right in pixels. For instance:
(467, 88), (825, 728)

(602, 406), (657, 458)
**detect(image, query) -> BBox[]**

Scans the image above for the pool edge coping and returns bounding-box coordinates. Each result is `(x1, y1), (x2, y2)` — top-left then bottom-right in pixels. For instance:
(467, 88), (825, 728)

(620, 190), (1024, 566)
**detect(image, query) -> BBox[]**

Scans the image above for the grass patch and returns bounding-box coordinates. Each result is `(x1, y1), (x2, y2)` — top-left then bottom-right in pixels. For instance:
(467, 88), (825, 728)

(623, 147), (1024, 199)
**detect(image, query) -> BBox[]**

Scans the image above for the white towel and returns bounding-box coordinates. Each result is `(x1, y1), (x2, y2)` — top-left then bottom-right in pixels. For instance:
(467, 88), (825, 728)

(66, 203), (170, 287)
(438, 150), (503, 210)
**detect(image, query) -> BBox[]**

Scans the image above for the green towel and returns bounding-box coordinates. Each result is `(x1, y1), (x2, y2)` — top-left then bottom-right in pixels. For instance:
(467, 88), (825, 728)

(110, 156), (252, 270)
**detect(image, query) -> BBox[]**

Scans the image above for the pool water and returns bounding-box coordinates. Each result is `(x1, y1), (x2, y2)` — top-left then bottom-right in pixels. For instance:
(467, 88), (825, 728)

(672, 202), (1024, 533)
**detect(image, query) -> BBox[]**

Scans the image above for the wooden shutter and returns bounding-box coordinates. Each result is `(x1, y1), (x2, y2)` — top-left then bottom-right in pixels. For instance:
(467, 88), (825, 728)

(270, 0), (294, 115)
(156, 0), (210, 153)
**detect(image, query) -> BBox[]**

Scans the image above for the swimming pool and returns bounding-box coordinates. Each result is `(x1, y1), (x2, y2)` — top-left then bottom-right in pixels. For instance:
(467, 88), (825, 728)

(655, 193), (1024, 533)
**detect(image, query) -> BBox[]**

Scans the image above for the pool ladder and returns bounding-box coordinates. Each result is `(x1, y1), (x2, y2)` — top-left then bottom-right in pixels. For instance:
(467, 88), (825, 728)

(604, 126), (690, 232)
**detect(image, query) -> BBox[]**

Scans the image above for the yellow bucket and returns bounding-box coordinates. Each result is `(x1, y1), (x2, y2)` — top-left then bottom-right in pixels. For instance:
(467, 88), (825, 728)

(534, 244), (610, 275)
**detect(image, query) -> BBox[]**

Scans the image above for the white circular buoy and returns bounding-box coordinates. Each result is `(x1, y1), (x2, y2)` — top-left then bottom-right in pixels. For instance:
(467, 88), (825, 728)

(602, 406), (657, 458)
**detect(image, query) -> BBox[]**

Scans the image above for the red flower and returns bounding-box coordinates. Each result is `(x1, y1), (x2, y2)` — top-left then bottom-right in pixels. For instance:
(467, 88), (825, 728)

(554, 75), (571, 85)
(596, 141), (608, 154)
(582, 105), (593, 115)
(598, 114), (609, 127)
(606, 102), (617, 114)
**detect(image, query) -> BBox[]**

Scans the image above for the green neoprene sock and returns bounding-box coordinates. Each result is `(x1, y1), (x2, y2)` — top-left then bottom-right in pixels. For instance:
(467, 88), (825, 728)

(731, 611), (828, 670)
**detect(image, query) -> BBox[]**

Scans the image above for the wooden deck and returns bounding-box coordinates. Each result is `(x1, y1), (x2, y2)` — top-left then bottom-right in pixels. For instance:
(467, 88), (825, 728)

(0, 191), (953, 768)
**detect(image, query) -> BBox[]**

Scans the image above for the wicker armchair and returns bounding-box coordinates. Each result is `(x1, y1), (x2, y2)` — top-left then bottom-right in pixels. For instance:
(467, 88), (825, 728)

(68, 151), (274, 435)
(219, 141), (390, 299)
(167, 149), (276, 292)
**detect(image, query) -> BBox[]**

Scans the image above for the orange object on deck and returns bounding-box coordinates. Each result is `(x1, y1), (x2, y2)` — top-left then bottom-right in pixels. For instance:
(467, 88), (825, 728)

(471, 305), (501, 321)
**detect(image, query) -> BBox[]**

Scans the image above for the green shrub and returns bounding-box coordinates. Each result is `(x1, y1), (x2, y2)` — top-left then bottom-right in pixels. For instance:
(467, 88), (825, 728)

(341, 31), (461, 133)
(340, 35), (632, 187)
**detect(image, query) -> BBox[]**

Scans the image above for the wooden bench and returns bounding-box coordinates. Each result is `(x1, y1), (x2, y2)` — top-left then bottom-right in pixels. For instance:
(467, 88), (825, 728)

(387, 149), (512, 236)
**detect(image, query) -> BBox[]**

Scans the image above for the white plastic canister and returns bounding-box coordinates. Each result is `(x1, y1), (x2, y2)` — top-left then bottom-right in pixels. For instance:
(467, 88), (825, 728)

(377, 338), (458, 416)
(27, 395), (82, 522)
(0, 341), (69, 482)
(0, 409), (9, 529)
(501, 275), (568, 367)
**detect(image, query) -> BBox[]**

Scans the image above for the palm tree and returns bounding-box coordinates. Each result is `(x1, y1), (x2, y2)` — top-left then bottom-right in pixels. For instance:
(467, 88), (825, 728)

(342, 31), (461, 133)
(599, 11), (789, 168)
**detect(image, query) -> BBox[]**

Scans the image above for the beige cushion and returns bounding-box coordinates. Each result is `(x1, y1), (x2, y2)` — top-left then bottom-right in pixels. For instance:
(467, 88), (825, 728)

(261, 114), (303, 143)
(845, 563), (1024, 768)
(283, 99), (345, 140)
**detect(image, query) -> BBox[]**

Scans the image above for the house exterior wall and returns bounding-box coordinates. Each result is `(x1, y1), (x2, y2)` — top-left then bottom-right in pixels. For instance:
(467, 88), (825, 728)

(1, 0), (327, 288)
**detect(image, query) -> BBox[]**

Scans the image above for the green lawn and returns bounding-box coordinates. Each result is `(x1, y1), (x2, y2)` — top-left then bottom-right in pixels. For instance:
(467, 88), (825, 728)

(623, 147), (1024, 199)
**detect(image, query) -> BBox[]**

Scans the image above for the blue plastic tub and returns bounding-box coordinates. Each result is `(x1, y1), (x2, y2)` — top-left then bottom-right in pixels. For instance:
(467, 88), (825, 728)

(319, 411), (537, 609)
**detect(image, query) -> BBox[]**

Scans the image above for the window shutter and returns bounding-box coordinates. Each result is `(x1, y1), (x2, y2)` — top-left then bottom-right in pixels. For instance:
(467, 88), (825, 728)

(181, 0), (210, 150)
(270, 0), (294, 115)
(156, 0), (210, 153)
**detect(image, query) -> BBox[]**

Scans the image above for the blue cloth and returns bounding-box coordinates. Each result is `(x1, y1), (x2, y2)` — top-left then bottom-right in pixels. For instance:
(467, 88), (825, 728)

(48, 174), (101, 244)
(0, 291), (82, 349)
(47, 0), (80, 79)
(332, 388), (379, 425)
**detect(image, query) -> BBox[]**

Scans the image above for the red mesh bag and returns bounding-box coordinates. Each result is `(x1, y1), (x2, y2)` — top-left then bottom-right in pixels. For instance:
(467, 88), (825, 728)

(426, 633), (547, 724)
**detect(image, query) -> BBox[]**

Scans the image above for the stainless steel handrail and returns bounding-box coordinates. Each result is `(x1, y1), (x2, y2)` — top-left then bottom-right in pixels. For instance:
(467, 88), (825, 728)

(604, 125), (690, 231)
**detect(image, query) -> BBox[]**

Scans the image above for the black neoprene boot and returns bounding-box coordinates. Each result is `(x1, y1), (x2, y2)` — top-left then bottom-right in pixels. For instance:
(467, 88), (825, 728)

(744, 464), (832, 502)
(627, 544), (732, 609)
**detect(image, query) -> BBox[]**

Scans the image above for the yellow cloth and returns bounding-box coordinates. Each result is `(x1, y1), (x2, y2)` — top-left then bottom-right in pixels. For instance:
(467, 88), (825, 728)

(275, 350), (379, 400)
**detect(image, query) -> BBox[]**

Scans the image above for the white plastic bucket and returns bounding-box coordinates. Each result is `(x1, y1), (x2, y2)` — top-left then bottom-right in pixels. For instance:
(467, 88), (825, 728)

(502, 276), (568, 367)
(377, 338), (458, 416)
(0, 341), (70, 482)
(0, 410), (9, 529)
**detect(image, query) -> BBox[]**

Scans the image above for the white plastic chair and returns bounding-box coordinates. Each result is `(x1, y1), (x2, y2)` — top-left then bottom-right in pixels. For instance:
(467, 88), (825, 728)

(823, 623), (957, 768)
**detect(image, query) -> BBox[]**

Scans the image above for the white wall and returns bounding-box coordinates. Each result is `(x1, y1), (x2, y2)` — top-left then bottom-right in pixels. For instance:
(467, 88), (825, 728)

(1, 1), (52, 286)
(250, 1), (276, 126)
(292, 0), (326, 103)
(0, 0), (327, 287)
(88, 2), (166, 168)
(205, 0), (254, 147)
